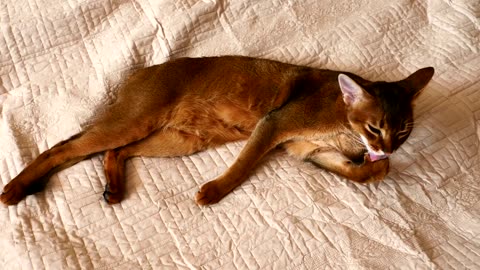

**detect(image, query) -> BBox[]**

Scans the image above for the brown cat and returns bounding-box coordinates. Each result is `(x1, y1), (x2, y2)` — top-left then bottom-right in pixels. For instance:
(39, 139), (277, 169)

(0, 56), (434, 206)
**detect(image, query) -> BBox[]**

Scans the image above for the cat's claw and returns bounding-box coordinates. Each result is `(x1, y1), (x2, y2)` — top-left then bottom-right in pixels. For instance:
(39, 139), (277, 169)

(103, 184), (123, 204)
(196, 181), (223, 205)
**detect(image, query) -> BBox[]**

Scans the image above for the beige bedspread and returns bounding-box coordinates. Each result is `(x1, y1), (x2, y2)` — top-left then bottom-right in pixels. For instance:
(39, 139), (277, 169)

(1, 0), (479, 269)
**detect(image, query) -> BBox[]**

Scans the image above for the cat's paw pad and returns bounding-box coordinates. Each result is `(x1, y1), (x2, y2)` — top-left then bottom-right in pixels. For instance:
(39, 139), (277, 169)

(0, 181), (27, 205)
(103, 184), (124, 204)
(196, 181), (223, 206)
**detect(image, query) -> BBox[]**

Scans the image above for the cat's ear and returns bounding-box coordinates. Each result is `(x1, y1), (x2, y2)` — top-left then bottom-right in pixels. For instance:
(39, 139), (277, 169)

(338, 74), (371, 107)
(401, 67), (434, 100)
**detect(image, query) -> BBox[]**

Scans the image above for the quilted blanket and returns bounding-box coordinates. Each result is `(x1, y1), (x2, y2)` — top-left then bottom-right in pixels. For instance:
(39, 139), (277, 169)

(1, 0), (479, 269)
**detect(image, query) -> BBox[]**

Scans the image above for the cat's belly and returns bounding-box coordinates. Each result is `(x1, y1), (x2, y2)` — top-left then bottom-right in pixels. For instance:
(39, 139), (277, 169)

(169, 100), (259, 143)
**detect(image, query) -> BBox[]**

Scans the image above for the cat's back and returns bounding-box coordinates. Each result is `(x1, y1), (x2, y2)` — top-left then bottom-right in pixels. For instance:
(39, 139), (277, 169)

(119, 56), (346, 116)
(162, 55), (304, 81)
(162, 56), (309, 105)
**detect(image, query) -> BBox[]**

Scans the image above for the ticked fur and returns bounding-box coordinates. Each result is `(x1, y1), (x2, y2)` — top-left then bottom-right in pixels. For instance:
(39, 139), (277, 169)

(0, 56), (434, 205)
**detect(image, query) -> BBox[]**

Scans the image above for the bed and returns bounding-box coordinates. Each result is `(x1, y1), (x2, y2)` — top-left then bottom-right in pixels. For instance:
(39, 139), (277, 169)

(1, 0), (479, 269)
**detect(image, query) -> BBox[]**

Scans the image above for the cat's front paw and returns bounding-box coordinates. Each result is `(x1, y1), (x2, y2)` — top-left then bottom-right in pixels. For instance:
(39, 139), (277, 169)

(0, 181), (27, 205)
(196, 180), (224, 205)
(362, 154), (390, 183)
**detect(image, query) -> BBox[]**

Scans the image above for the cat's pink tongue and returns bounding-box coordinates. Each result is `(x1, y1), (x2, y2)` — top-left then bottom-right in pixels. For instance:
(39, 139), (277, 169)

(369, 152), (389, 162)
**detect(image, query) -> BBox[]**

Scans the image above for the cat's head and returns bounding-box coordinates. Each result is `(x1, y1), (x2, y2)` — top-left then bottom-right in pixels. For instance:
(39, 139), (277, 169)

(338, 67), (434, 161)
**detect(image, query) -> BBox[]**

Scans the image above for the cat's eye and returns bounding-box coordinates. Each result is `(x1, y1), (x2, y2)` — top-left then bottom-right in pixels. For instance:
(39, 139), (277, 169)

(367, 124), (381, 136)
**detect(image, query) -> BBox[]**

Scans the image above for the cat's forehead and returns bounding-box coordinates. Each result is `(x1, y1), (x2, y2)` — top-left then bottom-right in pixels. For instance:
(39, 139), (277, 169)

(367, 82), (411, 103)
(368, 81), (405, 94)
(366, 82), (413, 124)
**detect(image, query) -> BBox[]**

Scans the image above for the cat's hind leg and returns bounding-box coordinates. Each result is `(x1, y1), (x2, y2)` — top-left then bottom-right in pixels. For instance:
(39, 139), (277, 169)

(310, 151), (389, 183)
(0, 116), (158, 205)
(102, 129), (211, 204)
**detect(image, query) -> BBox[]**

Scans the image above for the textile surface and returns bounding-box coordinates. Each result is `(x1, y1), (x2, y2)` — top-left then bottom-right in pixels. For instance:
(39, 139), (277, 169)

(0, 0), (479, 269)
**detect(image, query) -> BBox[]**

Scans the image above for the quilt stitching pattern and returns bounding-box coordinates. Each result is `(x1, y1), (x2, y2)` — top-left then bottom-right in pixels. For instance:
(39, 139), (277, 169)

(1, 0), (479, 269)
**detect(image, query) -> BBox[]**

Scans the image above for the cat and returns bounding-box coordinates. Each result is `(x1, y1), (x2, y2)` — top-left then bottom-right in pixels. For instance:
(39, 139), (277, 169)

(0, 56), (434, 206)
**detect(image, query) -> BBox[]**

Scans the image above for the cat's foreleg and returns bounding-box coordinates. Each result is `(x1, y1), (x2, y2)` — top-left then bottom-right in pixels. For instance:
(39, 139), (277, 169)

(195, 114), (285, 205)
(282, 140), (389, 183)
(307, 150), (389, 183)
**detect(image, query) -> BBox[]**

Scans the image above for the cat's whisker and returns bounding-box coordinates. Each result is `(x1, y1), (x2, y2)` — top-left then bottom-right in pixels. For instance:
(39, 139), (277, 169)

(338, 123), (367, 146)
(345, 134), (365, 146)
(350, 136), (364, 144)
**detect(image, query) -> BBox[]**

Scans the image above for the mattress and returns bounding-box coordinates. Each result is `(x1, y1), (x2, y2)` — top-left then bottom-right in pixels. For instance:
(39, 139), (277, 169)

(1, 0), (479, 269)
